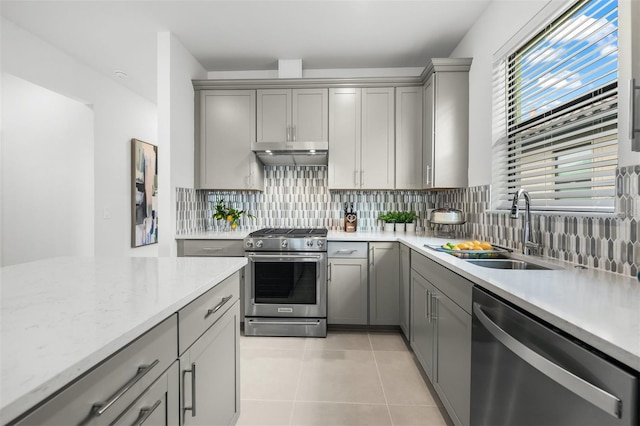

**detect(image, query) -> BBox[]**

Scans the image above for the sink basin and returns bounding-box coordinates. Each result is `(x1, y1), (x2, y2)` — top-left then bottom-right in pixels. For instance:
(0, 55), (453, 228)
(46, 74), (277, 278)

(465, 259), (557, 270)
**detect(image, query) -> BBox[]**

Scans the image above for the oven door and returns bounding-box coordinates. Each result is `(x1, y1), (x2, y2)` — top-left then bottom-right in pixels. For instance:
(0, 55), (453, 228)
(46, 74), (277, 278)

(245, 251), (327, 318)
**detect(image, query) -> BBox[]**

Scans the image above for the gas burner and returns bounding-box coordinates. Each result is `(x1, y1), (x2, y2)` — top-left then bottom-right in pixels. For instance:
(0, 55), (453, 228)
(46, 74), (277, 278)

(245, 228), (328, 252)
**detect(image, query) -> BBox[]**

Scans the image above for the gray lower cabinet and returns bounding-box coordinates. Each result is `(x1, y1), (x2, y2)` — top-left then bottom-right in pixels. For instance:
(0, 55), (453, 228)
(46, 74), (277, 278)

(327, 242), (368, 325)
(410, 270), (436, 378)
(399, 244), (411, 338)
(410, 251), (471, 426)
(14, 316), (179, 426)
(369, 242), (400, 325)
(178, 273), (241, 426)
(177, 239), (246, 322)
(180, 302), (240, 426)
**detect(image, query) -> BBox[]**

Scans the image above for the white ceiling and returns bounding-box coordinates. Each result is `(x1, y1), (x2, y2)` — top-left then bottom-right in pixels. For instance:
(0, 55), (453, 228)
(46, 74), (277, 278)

(1, 0), (492, 101)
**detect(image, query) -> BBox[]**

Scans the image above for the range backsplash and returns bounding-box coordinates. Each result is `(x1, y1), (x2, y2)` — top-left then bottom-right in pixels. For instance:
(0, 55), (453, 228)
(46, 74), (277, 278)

(176, 164), (639, 279)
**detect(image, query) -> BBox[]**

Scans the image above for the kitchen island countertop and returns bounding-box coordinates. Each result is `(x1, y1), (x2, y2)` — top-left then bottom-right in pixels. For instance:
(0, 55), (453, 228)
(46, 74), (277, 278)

(0, 256), (247, 423)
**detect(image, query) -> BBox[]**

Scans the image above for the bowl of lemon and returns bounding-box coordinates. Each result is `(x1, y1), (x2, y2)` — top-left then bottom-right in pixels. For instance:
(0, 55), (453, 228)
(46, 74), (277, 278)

(437, 240), (510, 259)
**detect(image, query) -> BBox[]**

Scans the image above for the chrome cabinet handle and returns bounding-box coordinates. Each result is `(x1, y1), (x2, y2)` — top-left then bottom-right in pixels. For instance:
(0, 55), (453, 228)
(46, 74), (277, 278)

(360, 170), (364, 187)
(205, 295), (233, 319)
(425, 165), (431, 186)
(425, 291), (430, 321)
(631, 79), (640, 145)
(292, 125), (297, 142)
(328, 263), (332, 281)
(336, 249), (357, 255)
(87, 359), (159, 420)
(183, 362), (197, 417)
(430, 294), (438, 322)
(131, 399), (162, 426)
(473, 303), (622, 418)
(202, 247), (223, 252)
(354, 170), (359, 186)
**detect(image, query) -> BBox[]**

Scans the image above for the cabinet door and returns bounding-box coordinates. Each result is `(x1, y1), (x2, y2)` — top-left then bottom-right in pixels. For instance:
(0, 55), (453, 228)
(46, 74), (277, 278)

(181, 302), (240, 426)
(369, 242), (399, 325)
(395, 87), (423, 190)
(399, 244), (411, 339)
(361, 88), (395, 189)
(112, 362), (179, 426)
(328, 88), (361, 189)
(410, 271), (435, 379)
(327, 257), (368, 325)
(197, 90), (260, 190)
(293, 88), (328, 143)
(256, 89), (291, 143)
(422, 76), (435, 189)
(434, 294), (471, 426)
(432, 72), (469, 189)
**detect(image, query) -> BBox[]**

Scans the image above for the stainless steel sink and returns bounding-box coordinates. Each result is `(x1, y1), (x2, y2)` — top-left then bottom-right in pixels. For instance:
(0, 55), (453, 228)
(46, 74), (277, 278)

(465, 259), (558, 270)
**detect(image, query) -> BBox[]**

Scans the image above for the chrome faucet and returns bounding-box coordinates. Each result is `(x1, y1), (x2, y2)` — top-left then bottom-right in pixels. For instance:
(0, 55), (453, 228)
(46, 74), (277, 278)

(510, 189), (540, 255)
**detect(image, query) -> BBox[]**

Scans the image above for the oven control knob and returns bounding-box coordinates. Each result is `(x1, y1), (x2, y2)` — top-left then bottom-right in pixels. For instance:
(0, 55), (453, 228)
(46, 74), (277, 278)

(256, 240), (263, 248)
(245, 240), (254, 248)
(306, 239), (314, 247)
(281, 239), (288, 248)
(317, 240), (324, 248)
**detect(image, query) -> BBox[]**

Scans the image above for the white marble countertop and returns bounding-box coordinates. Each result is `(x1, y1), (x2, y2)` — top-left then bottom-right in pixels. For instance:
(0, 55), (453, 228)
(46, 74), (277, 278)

(176, 229), (640, 370)
(0, 256), (247, 424)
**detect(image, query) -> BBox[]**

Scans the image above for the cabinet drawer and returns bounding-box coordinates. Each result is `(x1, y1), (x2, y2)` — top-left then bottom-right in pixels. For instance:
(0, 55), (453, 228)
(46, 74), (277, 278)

(178, 272), (240, 354)
(411, 251), (472, 314)
(178, 239), (244, 257)
(328, 242), (368, 259)
(111, 361), (179, 426)
(16, 315), (178, 426)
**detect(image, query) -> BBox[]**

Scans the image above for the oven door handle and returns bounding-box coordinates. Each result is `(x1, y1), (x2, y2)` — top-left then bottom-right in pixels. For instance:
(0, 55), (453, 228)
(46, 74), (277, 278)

(246, 254), (323, 261)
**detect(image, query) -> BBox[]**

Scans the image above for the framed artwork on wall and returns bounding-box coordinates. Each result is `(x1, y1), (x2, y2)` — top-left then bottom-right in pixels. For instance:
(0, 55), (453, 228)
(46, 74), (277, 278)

(131, 138), (158, 247)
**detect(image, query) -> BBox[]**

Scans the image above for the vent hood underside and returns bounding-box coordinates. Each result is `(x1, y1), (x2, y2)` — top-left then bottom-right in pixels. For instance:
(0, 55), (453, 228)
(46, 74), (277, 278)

(252, 141), (328, 166)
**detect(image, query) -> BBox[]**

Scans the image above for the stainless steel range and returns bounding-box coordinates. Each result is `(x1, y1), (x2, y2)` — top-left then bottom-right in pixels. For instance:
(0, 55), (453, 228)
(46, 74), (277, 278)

(243, 228), (328, 337)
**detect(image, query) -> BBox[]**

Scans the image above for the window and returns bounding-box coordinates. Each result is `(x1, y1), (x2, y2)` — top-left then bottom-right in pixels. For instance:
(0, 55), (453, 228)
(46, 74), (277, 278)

(492, 0), (618, 212)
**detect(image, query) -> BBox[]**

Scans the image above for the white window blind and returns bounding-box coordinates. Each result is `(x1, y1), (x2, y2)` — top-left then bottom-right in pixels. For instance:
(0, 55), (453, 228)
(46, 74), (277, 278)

(492, 0), (618, 212)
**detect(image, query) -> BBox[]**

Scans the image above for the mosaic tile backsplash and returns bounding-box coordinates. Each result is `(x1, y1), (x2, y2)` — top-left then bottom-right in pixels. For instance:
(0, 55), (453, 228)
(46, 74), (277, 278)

(176, 165), (640, 279)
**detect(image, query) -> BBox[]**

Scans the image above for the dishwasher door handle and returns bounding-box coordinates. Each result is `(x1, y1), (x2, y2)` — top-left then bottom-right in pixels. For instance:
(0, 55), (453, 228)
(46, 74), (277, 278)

(473, 302), (622, 419)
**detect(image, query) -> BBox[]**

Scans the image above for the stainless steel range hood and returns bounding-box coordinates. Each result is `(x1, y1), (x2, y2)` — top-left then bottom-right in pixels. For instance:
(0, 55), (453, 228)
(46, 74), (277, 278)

(252, 141), (328, 166)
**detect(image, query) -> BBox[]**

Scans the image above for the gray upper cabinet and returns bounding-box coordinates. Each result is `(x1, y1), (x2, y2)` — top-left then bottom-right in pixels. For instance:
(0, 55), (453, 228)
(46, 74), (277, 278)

(256, 88), (328, 144)
(422, 59), (471, 189)
(195, 90), (264, 190)
(329, 87), (395, 189)
(328, 88), (361, 189)
(395, 87), (423, 190)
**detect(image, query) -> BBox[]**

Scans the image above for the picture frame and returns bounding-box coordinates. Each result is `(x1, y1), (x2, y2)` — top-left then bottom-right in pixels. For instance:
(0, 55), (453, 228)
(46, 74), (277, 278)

(131, 138), (158, 247)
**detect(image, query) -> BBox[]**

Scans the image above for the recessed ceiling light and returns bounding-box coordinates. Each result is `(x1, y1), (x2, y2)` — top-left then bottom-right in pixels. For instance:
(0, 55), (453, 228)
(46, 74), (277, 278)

(309, 149), (316, 154)
(115, 70), (128, 79)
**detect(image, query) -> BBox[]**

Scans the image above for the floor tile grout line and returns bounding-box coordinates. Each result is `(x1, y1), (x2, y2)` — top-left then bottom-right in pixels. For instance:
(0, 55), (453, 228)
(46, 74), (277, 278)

(287, 337), (308, 426)
(369, 333), (396, 426)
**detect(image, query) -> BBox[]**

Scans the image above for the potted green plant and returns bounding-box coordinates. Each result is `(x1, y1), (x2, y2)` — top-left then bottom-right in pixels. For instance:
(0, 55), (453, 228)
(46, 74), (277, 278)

(399, 211), (417, 233)
(378, 211), (398, 232)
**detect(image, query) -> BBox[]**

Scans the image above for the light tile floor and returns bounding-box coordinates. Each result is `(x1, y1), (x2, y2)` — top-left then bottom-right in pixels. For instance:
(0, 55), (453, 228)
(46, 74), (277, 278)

(237, 330), (448, 426)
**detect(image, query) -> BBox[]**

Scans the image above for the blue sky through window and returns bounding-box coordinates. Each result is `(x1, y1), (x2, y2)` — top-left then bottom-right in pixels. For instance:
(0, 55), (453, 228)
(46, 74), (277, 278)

(510, 0), (618, 122)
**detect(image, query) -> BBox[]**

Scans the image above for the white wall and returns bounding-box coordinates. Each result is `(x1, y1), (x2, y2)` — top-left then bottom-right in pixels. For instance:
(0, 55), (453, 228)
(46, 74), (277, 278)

(157, 32), (207, 257)
(1, 74), (94, 266)
(1, 18), (158, 258)
(450, 0), (640, 184)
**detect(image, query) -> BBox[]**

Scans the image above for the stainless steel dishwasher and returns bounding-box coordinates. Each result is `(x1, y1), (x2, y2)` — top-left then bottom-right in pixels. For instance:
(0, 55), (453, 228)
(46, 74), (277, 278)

(471, 287), (638, 426)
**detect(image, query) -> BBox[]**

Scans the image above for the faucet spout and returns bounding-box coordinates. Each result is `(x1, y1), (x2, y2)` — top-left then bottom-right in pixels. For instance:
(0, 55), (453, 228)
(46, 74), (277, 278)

(510, 189), (540, 255)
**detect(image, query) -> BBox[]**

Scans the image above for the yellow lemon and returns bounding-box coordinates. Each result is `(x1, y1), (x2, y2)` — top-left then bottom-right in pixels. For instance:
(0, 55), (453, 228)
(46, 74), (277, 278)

(480, 242), (493, 250)
(472, 244), (483, 250)
(230, 223), (237, 229)
(227, 215), (233, 222)
(473, 240), (481, 246)
(452, 246), (461, 250)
